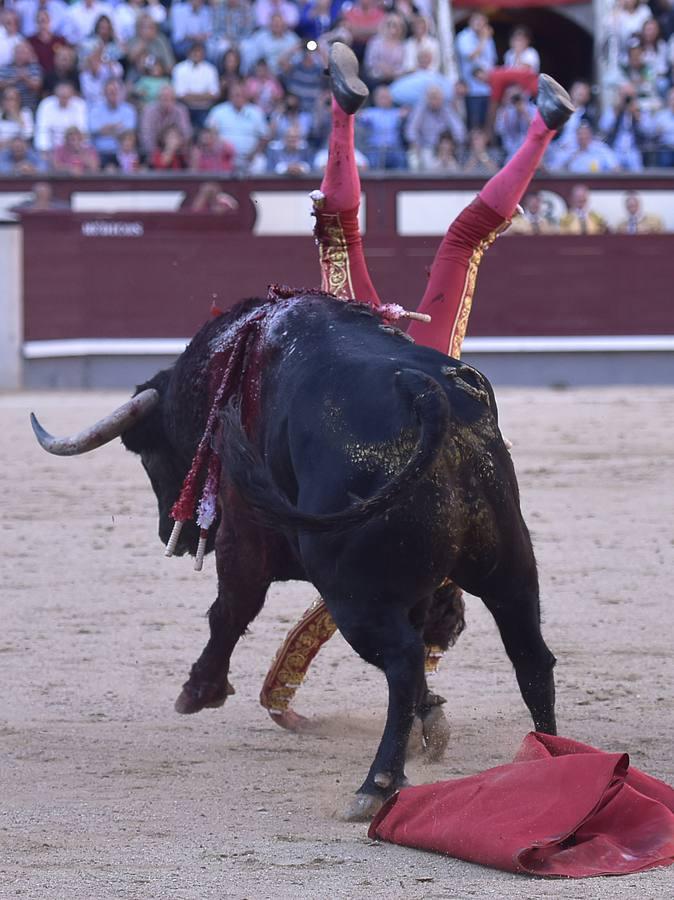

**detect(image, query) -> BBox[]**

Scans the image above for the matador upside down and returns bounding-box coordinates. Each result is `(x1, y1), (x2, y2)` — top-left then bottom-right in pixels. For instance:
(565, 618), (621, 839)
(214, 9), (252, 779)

(259, 44), (574, 739)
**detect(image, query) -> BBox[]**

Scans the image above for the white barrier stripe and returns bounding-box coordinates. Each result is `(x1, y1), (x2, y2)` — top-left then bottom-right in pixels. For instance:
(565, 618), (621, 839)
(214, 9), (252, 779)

(23, 335), (674, 360)
(24, 339), (190, 358)
(464, 336), (674, 352)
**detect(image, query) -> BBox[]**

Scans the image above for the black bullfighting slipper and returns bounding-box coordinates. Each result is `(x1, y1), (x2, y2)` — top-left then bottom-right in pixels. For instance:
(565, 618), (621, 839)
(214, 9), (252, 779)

(536, 74), (575, 131)
(328, 42), (369, 115)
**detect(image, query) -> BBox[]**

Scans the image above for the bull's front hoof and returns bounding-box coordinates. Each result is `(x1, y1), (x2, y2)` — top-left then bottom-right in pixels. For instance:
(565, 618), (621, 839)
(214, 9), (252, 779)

(341, 792), (385, 823)
(422, 705), (451, 762)
(269, 708), (312, 733)
(174, 679), (235, 715)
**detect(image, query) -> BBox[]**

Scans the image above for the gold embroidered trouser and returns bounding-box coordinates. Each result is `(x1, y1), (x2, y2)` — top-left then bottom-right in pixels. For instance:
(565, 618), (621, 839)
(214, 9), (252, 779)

(260, 599), (446, 714)
(407, 197), (509, 355)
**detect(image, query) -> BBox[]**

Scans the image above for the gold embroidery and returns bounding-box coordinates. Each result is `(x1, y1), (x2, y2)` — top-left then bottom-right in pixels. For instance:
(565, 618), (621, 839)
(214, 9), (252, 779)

(260, 600), (337, 713)
(449, 221), (508, 359)
(425, 644), (445, 675)
(260, 598), (447, 712)
(317, 218), (354, 300)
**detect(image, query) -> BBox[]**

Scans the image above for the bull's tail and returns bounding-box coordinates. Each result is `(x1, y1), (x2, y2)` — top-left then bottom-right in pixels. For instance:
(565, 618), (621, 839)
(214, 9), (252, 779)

(220, 370), (449, 533)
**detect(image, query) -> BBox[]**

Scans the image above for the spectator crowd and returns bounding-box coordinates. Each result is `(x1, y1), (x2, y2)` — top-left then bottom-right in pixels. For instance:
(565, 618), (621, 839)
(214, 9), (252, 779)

(1, 0), (674, 176)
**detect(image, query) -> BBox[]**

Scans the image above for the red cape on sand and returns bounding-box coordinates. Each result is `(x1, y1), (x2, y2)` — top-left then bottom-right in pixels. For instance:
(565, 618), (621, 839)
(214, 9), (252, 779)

(368, 733), (674, 878)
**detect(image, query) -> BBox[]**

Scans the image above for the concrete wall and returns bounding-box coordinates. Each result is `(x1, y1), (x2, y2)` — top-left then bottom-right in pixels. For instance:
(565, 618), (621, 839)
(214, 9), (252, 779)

(0, 222), (22, 390)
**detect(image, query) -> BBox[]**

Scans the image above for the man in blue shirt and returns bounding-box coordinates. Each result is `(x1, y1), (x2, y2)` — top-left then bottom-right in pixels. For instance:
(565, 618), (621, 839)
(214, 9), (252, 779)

(0, 135), (46, 174)
(88, 78), (137, 166)
(455, 12), (496, 129)
(240, 12), (300, 75)
(390, 47), (454, 109)
(283, 46), (326, 113)
(0, 41), (43, 111)
(171, 0), (213, 60)
(357, 84), (406, 169)
(405, 84), (466, 170)
(206, 80), (268, 172)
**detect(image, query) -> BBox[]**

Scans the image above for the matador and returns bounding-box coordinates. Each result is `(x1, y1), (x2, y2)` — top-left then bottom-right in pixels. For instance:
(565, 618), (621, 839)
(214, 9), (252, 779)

(259, 44), (573, 741)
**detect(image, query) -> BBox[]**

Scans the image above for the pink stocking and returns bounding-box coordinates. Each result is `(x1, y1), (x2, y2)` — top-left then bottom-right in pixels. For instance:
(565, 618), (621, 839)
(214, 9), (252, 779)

(479, 110), (556, 219)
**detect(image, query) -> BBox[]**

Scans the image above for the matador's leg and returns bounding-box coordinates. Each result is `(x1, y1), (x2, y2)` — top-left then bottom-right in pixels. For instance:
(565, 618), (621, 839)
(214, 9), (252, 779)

(259, 600), (336, 730)
(312, 44), (380, 306)
(407, 74), (574, 356)
(405, 78), (573, 753)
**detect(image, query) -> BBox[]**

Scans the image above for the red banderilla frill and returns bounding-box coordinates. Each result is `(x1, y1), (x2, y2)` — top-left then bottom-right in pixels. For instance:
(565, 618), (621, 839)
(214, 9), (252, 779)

(165, 323), (255, 569)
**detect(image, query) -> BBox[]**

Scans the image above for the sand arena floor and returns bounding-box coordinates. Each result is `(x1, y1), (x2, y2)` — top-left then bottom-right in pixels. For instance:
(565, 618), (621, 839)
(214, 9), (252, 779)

(1, 387), (673, 899)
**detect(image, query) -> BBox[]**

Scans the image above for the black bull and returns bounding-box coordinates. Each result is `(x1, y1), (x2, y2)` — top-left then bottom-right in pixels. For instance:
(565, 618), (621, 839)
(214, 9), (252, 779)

(32, 292), (556, 821)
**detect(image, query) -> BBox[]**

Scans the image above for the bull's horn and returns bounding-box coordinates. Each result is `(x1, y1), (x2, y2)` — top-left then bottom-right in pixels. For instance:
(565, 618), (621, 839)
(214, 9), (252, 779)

(30, 388), (159, 456)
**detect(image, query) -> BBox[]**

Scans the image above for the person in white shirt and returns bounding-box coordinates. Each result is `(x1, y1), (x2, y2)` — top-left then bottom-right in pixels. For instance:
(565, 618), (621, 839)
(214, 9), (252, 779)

(0, 85), (35, 147)
(253, 0), (299, 30)
(614, 0), (651, 57)
(504, 26), (540, 73)
(0, 10), (24, 68)
(172, 41), (220, 128)
(488, 25), (540, 111)
(63, 0), (114, 47)
(34, 79), (88, 152)
(402, 15), (440, 74)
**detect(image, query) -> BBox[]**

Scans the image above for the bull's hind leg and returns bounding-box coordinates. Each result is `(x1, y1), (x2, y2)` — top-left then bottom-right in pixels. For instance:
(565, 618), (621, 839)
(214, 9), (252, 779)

(481, 568), (557, 735)
(417, 581), (466, 760)
(327, 600), (427, 821)
(407, 582), (465, 761)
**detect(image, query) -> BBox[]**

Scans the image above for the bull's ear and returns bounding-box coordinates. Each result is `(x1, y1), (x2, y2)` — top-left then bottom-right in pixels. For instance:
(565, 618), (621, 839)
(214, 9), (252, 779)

(121, 369), (170, 454)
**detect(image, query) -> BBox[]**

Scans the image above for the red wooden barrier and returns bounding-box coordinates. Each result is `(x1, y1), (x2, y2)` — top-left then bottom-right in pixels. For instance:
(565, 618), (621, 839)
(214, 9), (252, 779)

(8, 175), (674, 343)
(20, 212), (674, 342)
